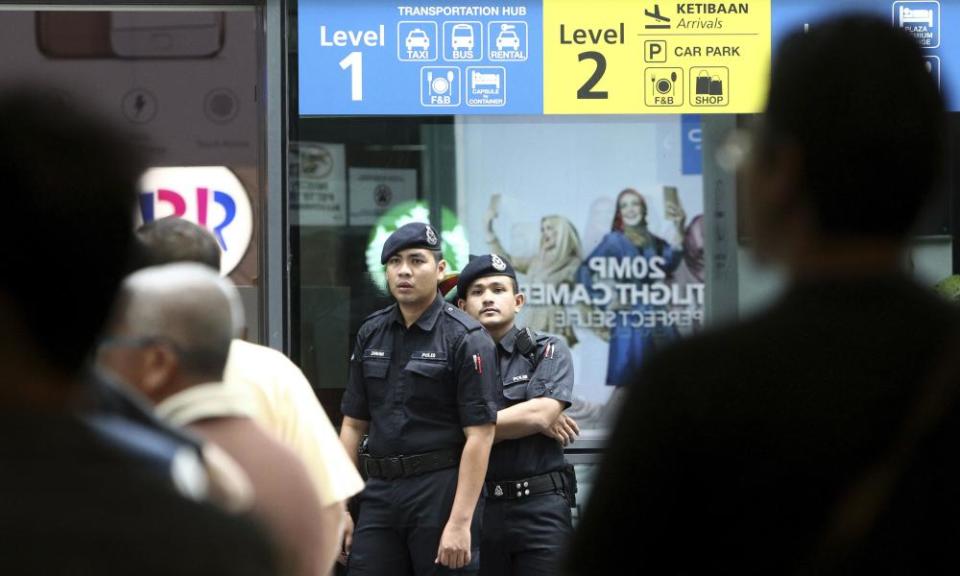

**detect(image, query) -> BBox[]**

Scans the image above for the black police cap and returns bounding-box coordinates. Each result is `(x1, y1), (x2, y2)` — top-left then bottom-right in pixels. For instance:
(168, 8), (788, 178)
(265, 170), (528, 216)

(380, 222), (442, 264)
(456, 253), (517, 300)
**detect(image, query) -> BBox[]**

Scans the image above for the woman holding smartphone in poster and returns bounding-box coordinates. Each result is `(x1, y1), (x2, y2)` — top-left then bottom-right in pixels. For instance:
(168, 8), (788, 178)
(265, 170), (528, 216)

(577, 187), (686, 388)
(485, 194), (584, 347)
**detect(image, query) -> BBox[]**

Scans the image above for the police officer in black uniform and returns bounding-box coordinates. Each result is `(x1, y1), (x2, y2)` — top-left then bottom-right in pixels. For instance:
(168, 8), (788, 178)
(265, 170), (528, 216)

(456, 254), (577, 576)
(340, 223), (498, 576)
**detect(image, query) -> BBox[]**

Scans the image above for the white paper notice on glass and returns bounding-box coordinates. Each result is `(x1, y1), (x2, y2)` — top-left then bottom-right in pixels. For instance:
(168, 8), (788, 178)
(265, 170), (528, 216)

(292, 142), (347, 226)
(348, 167), (417, 226)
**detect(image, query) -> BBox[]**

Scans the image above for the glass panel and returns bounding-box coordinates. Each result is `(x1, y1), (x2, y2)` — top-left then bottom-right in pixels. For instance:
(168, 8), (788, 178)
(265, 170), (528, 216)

(286, 0), (956, 440)
(0, 6), (264, 339)
(290, 112), (708, 424)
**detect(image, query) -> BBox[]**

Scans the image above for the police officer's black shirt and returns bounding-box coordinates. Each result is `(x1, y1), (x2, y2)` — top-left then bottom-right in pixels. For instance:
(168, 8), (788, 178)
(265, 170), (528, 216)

(343, 293), (498, 457)
(487, 327), (574, 481)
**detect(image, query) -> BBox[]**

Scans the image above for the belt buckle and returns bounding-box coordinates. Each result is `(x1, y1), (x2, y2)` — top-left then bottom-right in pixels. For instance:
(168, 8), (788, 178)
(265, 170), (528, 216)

(514, 480), (530, 498)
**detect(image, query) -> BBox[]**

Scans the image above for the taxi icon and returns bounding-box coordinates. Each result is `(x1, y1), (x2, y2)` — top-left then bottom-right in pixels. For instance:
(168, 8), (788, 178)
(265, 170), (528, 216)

(406, 28), (430, 51)
(495, 25), (520, 51)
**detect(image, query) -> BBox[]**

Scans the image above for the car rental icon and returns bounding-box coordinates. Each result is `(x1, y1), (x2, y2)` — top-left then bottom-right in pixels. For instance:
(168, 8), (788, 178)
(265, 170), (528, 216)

(495, 24), (520, 51)
(406, 28), (430, 51)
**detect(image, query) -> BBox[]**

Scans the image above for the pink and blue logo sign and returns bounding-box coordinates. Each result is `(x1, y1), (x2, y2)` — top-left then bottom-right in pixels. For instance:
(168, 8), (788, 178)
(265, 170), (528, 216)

(137, 166), (253, 275)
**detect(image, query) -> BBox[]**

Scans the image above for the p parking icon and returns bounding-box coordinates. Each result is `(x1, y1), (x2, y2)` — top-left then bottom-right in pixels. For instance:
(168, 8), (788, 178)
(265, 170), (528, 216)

(645, 41), (667, 63)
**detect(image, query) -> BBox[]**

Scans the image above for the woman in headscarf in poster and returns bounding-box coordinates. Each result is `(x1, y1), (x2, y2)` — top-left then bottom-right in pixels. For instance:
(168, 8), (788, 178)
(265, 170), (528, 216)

(577, 188), (686, 388)
(485, 194), (584, 347)
(671, 214), (706, 336)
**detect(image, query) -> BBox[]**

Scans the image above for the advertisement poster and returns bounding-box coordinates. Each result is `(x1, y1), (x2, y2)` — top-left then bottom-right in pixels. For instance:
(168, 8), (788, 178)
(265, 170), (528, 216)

(456, 116), (704, 427)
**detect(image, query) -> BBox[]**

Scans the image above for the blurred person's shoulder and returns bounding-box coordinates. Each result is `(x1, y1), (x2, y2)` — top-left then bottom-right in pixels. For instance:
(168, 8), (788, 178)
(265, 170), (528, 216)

(190, 416), (323, 571)
(227, 338), (290, 369)
(0, 412), (276, 575)
(628, 275), (960, 415)
(224, 338), (298, 392)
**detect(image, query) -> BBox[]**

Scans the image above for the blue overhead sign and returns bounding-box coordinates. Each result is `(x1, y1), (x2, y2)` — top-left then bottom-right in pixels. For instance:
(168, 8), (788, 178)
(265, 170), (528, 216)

(298, 1), (542, 115)
(772, 0), (956, 108)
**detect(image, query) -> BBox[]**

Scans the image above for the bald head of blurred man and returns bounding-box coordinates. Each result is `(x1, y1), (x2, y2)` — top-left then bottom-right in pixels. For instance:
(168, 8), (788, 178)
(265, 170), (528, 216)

(98, 263), (242, 403)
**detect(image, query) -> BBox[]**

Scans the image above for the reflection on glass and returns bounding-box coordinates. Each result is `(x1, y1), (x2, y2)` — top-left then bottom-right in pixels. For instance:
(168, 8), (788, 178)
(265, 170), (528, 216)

(2, 8), (263, 336)
(289, 115), (708, 434)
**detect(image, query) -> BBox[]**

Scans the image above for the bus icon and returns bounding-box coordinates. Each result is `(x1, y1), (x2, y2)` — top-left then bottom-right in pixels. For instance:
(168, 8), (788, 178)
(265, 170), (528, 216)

(444, 22), (481, 61)
(451, 24), (474, 50)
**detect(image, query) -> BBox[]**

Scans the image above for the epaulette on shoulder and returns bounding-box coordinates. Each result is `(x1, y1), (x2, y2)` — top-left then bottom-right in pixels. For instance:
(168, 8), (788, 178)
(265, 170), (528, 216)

(442, 304), (483, 331)
(535, 332), (569, 359)
(359, 303), (395, 332)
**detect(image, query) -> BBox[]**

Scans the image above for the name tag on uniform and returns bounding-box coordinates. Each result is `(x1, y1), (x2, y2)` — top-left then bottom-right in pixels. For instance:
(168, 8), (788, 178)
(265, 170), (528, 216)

(413, 351), (445, 361)
(365, 349), (387, 358)
(510, 374), (530, 383)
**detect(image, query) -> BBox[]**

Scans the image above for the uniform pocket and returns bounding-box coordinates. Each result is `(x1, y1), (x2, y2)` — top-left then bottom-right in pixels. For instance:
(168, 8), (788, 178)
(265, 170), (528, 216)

(362, 357), (390, 403)
(362, 359), (389, 379)
(404, 359), (447, 379)
(404, 359), (449, 402)
(501, 379), (528, 401)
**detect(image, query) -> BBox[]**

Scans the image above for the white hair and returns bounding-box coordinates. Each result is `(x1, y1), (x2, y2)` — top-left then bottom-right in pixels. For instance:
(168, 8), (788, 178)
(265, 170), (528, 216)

(117, 263), (244, 378)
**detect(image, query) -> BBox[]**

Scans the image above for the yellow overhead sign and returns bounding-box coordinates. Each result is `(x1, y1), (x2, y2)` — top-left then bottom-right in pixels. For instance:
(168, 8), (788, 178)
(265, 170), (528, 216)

(543, 1), (771, 114)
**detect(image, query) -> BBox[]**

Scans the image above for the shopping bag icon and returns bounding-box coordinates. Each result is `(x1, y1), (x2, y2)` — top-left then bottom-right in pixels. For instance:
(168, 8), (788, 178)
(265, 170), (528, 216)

(696, 71), (711, 94)
(696, 71), (724, 96)
(709, 77), (723, 95)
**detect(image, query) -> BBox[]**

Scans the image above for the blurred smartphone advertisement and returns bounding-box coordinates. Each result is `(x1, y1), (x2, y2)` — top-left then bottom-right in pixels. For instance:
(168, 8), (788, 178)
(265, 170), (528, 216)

(9, 10), (257, 167)
(8, 9), (262, 287)
(37, 12), (224, 59)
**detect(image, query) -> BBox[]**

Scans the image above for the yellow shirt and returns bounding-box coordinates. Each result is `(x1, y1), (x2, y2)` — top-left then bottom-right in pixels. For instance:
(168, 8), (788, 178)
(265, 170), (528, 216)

(154, 383), (256, 514)
(223, 339), (364, 507)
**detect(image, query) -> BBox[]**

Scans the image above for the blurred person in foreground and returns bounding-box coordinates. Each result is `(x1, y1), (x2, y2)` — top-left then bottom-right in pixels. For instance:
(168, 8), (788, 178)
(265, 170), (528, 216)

(568, 15), (959, 575)
(0, 87), (276, 574)
(136, 215), (363, 572)
(98, 263), (326, 576)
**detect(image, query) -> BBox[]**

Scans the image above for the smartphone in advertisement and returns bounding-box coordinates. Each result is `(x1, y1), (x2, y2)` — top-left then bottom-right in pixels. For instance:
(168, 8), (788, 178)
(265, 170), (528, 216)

(663, 185), (680, 208)
(37, 12), (224, 59)
(110, 13), (224, 58)
(36, 13), (113, 58)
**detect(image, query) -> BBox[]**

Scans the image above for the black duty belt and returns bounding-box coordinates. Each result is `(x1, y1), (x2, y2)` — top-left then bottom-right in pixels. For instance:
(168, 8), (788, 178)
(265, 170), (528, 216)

(362, 448), (461, 479)
(486, 469), (567, 500)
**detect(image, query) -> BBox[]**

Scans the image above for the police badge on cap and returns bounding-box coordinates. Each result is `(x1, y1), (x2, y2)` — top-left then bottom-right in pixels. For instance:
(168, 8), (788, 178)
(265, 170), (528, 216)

(456, 253), (518, 300)
(381, 222), (442, 264)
